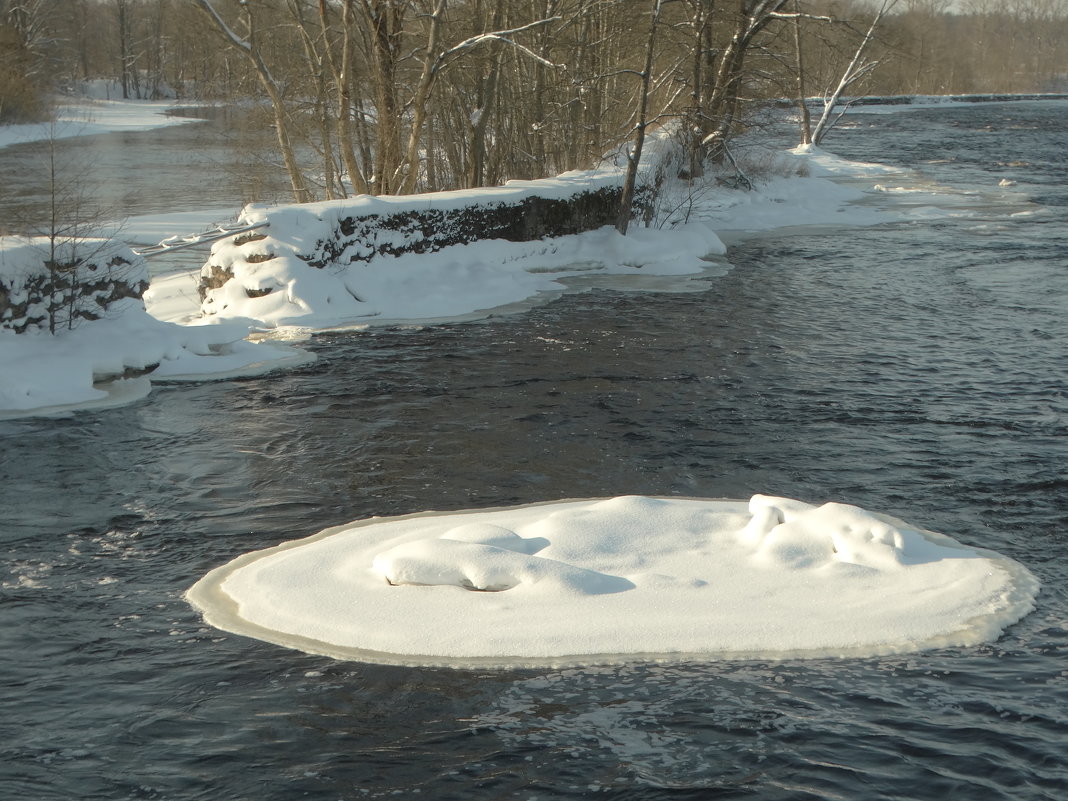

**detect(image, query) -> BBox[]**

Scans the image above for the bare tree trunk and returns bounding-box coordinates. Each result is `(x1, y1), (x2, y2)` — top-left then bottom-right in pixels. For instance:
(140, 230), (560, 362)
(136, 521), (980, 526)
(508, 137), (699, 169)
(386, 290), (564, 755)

(362, 0), (405, 194)
(289, 0), (342, 199)
(398, 0), (448, 194)
(811, 0), (896, 145)
(685, 0), (716, 178)
(617, 0), (661, 235)
(195, 0), (313, 203)
(353, 95), (374, 187)
(331, 0), (369, 195)
(792, 0), (812, 145)
(463, 1), (505, 188)
(117, 0), (131, 99)
(702, 1), (789, 160)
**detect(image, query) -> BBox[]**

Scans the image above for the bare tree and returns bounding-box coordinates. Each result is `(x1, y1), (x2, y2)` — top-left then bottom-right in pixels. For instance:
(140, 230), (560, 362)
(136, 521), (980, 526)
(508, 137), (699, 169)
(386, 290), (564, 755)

(0, 0), (51, 122)
(809, 0), (897, 145)
(4, 120), (139, 334)
(195, 0), (313, 202)
(704, 2), (790, 148)
(315, 0), (370, 195)
(791, 0), (813, 145)
(617, 0), (662, 235)
(116, 0), (141, 99)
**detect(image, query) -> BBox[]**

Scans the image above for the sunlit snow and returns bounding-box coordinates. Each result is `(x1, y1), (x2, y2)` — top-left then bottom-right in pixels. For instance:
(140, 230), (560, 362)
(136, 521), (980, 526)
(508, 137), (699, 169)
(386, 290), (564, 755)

(0, 235), (313, 418)
(186, 495), (1038, 668)
(2, 97), (1040, 417)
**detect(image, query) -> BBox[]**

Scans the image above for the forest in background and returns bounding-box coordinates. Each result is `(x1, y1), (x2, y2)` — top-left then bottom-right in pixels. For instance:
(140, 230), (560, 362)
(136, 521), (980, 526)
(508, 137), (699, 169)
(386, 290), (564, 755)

(2, 0), (1067, 204)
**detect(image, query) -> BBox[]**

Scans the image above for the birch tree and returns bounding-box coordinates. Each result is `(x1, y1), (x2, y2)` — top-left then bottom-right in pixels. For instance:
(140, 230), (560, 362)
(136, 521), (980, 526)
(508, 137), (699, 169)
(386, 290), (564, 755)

(791, 0), (813, 145)
(809, 0), (897, 145)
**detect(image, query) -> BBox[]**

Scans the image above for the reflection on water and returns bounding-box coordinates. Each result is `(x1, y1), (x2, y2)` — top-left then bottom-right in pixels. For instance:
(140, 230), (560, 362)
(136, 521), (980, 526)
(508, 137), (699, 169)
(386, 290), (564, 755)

(0, 105), (293, 237)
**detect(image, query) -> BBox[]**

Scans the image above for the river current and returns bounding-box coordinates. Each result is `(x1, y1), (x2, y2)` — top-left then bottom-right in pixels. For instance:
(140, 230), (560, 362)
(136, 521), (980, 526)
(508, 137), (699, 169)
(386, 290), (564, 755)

(1, 102), (1066, 800)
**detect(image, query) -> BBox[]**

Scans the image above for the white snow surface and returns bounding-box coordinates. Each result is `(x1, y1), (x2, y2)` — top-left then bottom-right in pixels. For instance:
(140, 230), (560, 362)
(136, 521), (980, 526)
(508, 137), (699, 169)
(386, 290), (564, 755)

(0, 295), (313, 417)
(187, 495), (1039, 667)
(177, 143), (938, 332)
(0, 236), (313, 418)
(0, 99), (311, 417)
(192, 173), (730, 331)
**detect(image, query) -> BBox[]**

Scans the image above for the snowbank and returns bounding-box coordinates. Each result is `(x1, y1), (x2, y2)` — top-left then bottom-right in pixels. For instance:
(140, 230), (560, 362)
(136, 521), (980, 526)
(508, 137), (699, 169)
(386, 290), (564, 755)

(196, 174), (726, 330)
(829, 93), (1068, 113)
(146, 148), (913, 332)
(7, 98), (1022, 417)
(187, 495), (1038, 668)
(0, 237), (312, 418)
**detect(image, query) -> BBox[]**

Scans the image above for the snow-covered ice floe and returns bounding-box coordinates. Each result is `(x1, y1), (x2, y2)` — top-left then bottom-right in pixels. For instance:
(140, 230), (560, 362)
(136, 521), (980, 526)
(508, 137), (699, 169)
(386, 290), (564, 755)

(186, 494), (1038, 668)
(0, 315), (314, 419)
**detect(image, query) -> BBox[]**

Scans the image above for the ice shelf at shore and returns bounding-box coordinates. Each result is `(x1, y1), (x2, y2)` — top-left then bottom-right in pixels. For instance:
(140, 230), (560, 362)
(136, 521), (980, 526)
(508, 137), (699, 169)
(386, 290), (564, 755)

(186, 494), (1039, 668)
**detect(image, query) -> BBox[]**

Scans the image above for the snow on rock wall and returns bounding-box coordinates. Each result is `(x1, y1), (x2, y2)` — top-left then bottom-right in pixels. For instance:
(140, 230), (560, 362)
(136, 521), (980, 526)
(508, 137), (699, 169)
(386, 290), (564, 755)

(197, 169), (653, 327)
(0, 238), (149, 334)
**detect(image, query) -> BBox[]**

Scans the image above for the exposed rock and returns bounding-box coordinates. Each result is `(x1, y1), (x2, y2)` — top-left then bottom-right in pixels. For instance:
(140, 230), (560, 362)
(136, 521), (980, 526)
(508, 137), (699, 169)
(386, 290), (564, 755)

(198, 263), (234, 302)
(304, 186), (650, 269)
(0, 239), (149, 334)
(198, 183), (653, 305)
(92, 362), (161, 382)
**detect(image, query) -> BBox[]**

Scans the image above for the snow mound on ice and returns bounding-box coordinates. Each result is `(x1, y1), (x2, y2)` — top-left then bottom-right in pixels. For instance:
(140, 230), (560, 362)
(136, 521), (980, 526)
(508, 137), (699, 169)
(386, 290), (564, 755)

(187, 495), (1038, 668)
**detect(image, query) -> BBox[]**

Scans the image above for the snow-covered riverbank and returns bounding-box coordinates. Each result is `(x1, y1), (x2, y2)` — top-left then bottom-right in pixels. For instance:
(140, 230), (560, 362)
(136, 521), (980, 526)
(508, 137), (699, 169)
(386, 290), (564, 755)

(1, 97), (1037, 419)
(0, 95), (203, 151)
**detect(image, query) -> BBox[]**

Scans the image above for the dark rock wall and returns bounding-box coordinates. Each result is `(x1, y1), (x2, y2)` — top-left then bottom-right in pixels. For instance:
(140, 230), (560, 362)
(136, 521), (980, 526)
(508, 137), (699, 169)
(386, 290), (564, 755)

(0, 252), (147, 334)
(199, 184), (652, 300)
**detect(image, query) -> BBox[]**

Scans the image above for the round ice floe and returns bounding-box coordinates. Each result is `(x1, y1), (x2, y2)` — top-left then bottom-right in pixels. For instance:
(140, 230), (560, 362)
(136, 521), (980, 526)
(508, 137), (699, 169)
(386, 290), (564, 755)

(186, 495), (1039, 667)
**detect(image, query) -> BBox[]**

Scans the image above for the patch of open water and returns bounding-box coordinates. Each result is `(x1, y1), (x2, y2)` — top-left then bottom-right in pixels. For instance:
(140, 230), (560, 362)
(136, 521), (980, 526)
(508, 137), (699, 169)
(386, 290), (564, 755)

(1, 102), (1067, 799)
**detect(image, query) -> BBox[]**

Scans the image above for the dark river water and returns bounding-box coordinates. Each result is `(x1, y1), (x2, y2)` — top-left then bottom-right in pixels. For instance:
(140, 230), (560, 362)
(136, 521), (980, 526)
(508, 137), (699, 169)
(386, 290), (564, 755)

(2, 102), (1067, 800)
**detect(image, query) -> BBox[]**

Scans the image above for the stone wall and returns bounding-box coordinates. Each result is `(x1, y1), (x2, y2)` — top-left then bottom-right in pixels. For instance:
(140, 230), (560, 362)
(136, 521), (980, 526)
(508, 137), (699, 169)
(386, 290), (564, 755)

(306, 185), (645, 268)
(199, 183), (651, 300)
(0, 239), (148, 334)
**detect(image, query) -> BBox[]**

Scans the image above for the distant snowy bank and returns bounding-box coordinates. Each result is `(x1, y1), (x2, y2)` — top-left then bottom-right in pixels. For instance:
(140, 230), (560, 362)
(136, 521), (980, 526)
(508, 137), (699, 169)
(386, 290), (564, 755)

(826, 92), (1068, 109)
(0, 94), (202, 151)
(187, 494), (1039, 667)
(184, 139), (926, 333)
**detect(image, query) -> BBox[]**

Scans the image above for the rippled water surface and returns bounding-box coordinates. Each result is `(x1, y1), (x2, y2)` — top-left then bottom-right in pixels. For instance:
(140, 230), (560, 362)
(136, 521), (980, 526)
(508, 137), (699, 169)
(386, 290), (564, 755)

(2, 102), (1067, 800)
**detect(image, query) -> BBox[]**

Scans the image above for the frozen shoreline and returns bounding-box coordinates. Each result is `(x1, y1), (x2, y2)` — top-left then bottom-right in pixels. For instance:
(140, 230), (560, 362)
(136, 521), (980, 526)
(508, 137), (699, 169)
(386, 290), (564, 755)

(0, 95), (205, 151)
(1, 97), (1042, 419)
